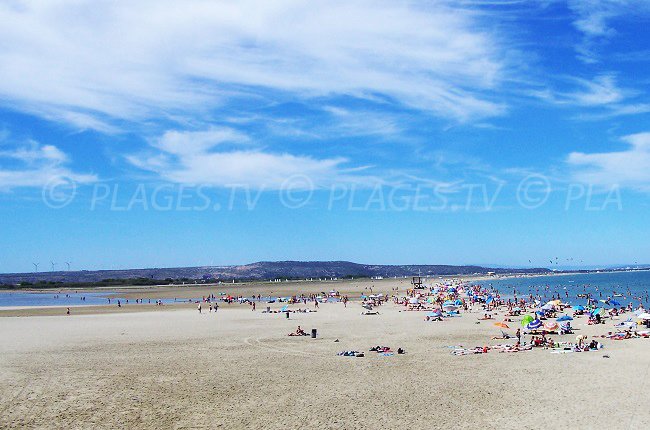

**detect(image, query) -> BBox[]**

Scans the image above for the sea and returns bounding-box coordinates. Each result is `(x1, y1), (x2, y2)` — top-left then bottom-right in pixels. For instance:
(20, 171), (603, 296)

(476, 270), (650, 306)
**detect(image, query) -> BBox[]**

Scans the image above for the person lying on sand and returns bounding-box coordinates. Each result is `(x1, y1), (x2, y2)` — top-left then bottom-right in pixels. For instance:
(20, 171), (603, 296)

(491, 331), (511, 340)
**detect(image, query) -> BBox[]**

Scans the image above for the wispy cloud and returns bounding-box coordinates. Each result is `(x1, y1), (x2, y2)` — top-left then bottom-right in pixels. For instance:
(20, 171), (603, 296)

(567, 132), (650, 190)
(0, 139), (96, 190)
(566, 0), (650, 63)
(532, 74), (625, 106)
(0, 0), (514, 132)
(128, 127), (376, 189)
(530, 73), (649, 119)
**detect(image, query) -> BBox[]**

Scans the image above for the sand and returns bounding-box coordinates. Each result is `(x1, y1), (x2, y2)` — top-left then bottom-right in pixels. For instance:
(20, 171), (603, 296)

(1, 281), (649, 429)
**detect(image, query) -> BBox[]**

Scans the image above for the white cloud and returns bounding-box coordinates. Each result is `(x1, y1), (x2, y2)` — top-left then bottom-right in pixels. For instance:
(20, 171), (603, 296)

(567, 0), (650, 62)
(0, 0), (511, 131)
(0, 140), (96, 190)
(129, 127), (374, 189)
(530, 74), (650, 119)
(532, 74), (625, 106)
(567, 132), (650, 190)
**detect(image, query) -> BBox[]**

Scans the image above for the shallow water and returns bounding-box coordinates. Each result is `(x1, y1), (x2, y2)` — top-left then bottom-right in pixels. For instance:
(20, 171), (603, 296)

(0, 291), (188, 308)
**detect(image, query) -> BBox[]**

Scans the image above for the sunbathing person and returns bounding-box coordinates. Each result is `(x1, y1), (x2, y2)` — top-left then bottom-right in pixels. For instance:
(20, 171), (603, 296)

(288, 325), (308, 336)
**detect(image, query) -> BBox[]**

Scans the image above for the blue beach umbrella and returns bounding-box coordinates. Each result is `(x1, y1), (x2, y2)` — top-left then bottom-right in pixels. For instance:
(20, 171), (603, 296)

(556, 315), (573, 322)
(574, 305), (585, 311)
(280, 305), (289, 312)
(527, 319), (543, 330)
(610, 299), (621, 307)
(486, 296), (494, 304)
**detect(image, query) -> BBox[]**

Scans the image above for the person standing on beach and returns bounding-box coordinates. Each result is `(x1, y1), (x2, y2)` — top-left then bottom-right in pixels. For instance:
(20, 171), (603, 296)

(252, 302), (256, 311)
(214, 302), (218, 313)
(66, 307), (70, 315)
(516, 329), (521, 344)
(198, 303), (202, 314)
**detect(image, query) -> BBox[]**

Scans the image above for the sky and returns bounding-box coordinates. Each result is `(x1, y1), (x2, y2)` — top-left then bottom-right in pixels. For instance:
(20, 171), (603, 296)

(1, 0), (650, 273)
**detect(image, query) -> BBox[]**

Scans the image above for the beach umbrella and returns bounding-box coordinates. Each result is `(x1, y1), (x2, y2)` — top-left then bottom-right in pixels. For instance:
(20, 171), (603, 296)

(486, 296), (494, 304)
(494, 322), (510, 329)
(541, 303), (554, 311)
(521, 315), (534, 327)
(280, 305), (289, 312)
(556, 315), (573, 322)
(591, 308), (605, 316)
(610, 299), (621, 307)
(543, 321), (559, 331)
(637, 313), (650, 320)
(527, 319), (542, 330)
(574, 305), (585, 311)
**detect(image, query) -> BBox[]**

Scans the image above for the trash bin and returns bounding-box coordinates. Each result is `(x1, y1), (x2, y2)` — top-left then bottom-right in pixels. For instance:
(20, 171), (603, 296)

(311, 328), (317, 338)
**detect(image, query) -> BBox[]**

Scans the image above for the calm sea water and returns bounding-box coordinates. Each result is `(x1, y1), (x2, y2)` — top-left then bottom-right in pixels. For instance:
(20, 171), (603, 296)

(0, 291), (188, 308)
(478, 270), (650, 306)
(0, 291), (337, 308)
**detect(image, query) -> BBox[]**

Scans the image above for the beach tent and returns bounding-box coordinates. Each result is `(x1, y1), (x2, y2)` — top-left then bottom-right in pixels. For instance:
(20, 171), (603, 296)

(521, 315), (534, 327)
(556, 315), (573, 322)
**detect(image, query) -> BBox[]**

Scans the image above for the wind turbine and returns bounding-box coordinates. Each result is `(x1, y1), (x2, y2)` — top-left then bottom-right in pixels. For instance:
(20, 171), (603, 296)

(51, 261), (56, 272)
(33, 262), (39, 272)
(65, 261), (71, 271)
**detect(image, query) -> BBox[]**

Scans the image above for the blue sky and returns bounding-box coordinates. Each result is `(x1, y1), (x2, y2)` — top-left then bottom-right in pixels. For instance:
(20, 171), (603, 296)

(1, 0), (650, 273)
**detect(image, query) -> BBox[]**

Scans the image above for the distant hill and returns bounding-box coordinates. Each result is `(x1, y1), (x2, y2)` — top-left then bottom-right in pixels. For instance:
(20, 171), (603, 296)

(0, 261), (551, 285)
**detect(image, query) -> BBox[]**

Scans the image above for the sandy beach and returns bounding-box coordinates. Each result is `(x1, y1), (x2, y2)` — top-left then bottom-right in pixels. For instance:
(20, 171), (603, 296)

(1, 279), (650, 429)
